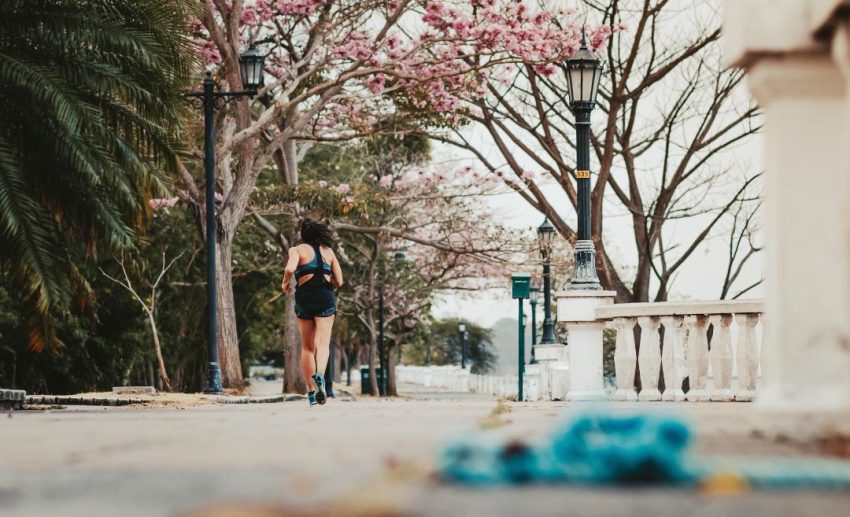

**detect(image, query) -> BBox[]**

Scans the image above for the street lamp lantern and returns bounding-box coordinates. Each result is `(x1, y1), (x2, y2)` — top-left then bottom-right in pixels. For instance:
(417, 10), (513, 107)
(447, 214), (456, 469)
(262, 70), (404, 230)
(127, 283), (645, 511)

(537, 217), (556, 259)
(458, 322), (466, 333)
(565, 33), (603, 109)
(529, 285), (541, 305)
(238, 44), (265, 91)
(529, 285), (540, 363)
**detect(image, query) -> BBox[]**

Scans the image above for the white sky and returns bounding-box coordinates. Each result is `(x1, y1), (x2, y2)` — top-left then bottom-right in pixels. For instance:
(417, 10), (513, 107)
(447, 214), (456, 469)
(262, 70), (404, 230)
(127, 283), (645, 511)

(430, 132), (765, 328)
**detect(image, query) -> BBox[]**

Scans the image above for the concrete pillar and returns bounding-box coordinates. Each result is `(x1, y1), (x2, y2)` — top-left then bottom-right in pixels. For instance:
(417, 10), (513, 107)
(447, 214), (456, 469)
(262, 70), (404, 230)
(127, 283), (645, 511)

(557, 290), (615, 400)
(534, 343), (569, 401)
(745, 54), (850, 411)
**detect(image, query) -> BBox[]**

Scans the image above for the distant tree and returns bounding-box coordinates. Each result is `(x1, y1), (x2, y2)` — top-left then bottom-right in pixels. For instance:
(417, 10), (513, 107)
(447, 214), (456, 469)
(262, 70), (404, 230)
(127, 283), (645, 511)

(426, 318), (497, 375)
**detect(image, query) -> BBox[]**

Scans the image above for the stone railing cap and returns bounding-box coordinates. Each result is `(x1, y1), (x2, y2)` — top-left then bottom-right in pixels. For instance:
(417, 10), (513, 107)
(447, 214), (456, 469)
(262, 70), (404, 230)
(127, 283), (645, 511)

(596, 299), (764, 319)
(555, 290), (618, 298)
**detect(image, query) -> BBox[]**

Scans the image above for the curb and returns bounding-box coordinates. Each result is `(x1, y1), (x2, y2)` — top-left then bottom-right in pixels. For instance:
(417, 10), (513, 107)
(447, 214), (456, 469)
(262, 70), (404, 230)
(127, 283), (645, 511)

(22, 394), (309, 407)
(25, 396), (145, 407)
(211, 395), (301, 404)
(1, 388), (26, 410)
(21, 393), (353, 407)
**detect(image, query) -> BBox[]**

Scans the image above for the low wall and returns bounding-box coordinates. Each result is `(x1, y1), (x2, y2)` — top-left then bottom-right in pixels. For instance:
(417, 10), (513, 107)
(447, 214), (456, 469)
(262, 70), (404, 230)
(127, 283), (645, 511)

(396, 365), (520, 398)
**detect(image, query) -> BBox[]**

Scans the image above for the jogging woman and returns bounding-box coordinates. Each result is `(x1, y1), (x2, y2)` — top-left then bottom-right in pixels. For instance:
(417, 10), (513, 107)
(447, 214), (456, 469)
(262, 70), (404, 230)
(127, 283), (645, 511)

(282, 219), (344, 406)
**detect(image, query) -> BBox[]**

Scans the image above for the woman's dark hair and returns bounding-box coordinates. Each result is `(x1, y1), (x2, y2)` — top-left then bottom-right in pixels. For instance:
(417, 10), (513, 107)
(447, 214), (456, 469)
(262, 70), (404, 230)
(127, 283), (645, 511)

(299, 218), (335, 248)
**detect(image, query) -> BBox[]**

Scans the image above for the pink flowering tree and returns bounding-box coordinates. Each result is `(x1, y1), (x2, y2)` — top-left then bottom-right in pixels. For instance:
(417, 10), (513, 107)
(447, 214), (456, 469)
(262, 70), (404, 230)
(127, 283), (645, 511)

(253, 134), (526, 394)
(414, 1), (761, 303)
(179, 1), (587, 388)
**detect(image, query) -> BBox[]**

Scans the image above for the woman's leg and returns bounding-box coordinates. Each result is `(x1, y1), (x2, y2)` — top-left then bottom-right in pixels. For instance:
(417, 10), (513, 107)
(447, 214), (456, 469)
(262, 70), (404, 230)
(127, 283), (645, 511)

(297, 317), (317, 392)
(313, 315), (335, 377)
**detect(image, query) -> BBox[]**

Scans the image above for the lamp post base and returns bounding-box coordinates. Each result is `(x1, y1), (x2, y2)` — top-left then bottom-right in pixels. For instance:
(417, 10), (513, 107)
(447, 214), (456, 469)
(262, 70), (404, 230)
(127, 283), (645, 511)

(570, 240), (602, 290)
(540, 315), (558, 345)
(203, 362), (224, 394)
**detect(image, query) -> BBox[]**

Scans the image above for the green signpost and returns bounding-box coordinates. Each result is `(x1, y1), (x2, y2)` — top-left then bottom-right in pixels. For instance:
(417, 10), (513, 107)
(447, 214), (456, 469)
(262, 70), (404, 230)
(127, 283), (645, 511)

(511, 273), (531, 401)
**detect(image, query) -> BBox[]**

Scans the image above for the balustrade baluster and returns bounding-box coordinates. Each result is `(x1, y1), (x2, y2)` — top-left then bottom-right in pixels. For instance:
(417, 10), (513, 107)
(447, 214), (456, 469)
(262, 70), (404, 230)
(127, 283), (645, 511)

(612, 317), (638, 400)
(637, 316), (662, 400)
(709, 314), (734, 401)
(736, 313), (760, 401)
(685, 314), (710, 401)
(660, 316), (686, 401)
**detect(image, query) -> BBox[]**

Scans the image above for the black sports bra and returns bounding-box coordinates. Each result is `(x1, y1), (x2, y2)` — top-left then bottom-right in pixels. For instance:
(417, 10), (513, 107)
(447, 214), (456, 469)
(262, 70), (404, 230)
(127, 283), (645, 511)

(294, 244), (332, 280)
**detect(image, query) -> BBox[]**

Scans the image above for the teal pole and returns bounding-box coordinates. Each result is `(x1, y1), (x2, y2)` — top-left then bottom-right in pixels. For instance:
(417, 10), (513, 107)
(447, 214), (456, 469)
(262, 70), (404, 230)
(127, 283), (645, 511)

(518, 298), (525, 401)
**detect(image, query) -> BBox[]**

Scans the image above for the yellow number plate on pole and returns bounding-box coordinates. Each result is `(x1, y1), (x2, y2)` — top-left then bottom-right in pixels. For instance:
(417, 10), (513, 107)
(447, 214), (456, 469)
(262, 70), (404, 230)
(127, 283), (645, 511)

(576, 170), (590, 179)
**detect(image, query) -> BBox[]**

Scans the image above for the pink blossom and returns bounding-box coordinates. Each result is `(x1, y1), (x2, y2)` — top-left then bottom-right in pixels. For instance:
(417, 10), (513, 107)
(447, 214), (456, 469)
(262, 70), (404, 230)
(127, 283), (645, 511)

(366, 74), (386, 94)
(336, 183), (351, 194)
(240, 6), (257, 25)
(533, 64), (556, 77)
(196, 40), (221, 66)
(149, 197), (180, 210)
(318, 180), (328, 188)
(187, 17), (205, 34)
(378, 175), (393, 188)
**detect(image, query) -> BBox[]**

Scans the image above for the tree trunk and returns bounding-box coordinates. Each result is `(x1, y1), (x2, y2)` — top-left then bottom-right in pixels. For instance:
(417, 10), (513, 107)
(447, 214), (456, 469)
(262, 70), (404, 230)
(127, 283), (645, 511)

(331, 342), (342, 382)
(283, 293), (306, 393)
(147, 360), (155, 387)
(345, 349), (353, 386)
(145, 309), (172, 391)
(386, 344), (398, 397)
(360, 328), (381, 397)
(215, 235), (244, 389)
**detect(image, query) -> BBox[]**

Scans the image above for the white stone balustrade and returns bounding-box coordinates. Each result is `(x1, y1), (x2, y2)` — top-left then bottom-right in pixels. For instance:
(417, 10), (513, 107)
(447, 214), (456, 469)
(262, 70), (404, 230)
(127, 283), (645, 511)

(595, 300), (764, 402)
(396, 365), (521, 399)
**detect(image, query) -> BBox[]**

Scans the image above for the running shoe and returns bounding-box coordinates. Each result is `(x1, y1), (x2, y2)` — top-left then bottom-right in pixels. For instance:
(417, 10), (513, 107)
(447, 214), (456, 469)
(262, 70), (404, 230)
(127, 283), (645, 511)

(312, 372), (327, 405)
(307, 391), (318, 406)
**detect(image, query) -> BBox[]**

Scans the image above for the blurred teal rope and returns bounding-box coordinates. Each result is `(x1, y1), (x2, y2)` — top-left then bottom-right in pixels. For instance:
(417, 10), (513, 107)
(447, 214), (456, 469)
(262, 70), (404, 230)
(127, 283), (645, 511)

(438, 412), (850, 489)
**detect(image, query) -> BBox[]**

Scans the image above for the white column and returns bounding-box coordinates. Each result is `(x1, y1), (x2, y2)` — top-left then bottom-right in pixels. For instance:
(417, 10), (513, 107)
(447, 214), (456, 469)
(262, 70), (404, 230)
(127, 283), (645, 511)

(747, 54), (850, 411)
(684, 315), (710, 402)
(534, 343), (569, 401)
(557, 290), (616, 400)
(611, 318), (637, 401)
(709, 314), (734, 401)
(735, 313), (760, 401)
(523, 365), (542, 401)
(637, 316), (662, 401)
(660, 316), (686, 401)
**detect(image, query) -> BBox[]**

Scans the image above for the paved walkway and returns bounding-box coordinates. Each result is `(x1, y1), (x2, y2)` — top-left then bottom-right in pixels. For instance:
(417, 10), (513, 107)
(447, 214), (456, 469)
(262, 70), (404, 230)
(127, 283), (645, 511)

(1, 383), (849, 516)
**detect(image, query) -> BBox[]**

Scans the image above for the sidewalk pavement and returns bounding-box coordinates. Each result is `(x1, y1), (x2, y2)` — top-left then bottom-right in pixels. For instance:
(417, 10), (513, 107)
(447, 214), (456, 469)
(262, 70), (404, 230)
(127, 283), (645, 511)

(1, 384), (848, 517)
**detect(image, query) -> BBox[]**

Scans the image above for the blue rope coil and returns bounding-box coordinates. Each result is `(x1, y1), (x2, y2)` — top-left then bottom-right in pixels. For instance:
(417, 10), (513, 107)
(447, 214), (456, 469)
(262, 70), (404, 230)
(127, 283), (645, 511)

(438, 411), (850, 489)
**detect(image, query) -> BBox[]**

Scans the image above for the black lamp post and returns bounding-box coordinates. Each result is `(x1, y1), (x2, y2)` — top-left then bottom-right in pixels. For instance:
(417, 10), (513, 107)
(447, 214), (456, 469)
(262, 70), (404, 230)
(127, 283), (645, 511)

(458, 322), (467, 369)
(537, 218), (558, 344)
(565, 33), (603, 290)
(184, 45), (265, 394)
(378, 250), (407, 396)
(529, 285), (540, 363)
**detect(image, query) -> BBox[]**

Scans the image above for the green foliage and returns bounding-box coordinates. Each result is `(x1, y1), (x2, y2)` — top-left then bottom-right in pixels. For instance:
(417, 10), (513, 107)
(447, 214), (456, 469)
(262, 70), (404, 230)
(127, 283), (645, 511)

(0, 0), (194, 350)
(0, 203), (288, 394)
(410, 318), (497, 375)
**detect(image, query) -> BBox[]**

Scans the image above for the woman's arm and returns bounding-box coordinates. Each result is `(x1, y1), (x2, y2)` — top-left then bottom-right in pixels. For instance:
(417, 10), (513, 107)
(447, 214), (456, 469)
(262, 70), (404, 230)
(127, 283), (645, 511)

(282, 247), (299, 293)
(330, 251), (344, 288)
